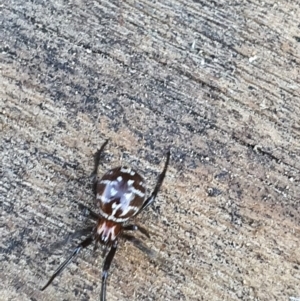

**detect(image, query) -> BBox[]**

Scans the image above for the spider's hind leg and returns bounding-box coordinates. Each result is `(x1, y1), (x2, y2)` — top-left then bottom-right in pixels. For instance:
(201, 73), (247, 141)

(100, 240), (118, 301)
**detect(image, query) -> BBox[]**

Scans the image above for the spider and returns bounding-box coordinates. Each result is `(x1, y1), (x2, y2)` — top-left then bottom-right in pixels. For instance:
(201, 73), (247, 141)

(41, 140), (170, 300)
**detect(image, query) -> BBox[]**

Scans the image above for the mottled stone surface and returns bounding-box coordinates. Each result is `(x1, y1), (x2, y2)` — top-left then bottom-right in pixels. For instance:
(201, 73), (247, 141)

(1, 1), (299, 300)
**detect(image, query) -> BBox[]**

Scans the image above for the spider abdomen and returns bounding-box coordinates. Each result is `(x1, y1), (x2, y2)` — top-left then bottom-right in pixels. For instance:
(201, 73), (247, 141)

(96, 166), (146, 223)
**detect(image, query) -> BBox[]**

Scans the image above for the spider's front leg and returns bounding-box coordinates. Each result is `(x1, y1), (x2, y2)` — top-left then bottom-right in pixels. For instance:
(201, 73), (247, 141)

(140, 150), (170, 212)
(92, 139), (109, 196)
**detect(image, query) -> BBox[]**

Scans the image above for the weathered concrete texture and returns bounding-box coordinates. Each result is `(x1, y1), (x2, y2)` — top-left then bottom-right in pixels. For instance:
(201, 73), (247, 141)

(1, 0), (300, 300)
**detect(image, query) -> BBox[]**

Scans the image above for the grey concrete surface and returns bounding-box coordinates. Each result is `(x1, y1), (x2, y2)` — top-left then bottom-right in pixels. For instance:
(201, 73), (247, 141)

(1, 1), (300, 300)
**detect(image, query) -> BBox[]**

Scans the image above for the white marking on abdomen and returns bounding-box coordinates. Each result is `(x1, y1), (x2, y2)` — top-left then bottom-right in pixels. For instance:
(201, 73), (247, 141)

(119, 205), (139, 217)
(127, 179), (134, 186)
(131, 187), (145, 198)
(110, 186), (118, 196)
(97, 193), (109, 203)
(111, 202), (122, 216)
(100, 179), (111, 185)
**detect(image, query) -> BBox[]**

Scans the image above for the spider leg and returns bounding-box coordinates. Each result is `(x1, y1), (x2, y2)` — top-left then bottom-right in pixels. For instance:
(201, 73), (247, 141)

(92, 139), (109, 196)
(141, 150), (170, 211)
(41, 236), (93, 291)
(100, 240), (118, 301)
(49, 226), (94, 252)
(122, 233), (154, 258)
(123, 224), (150, 238)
